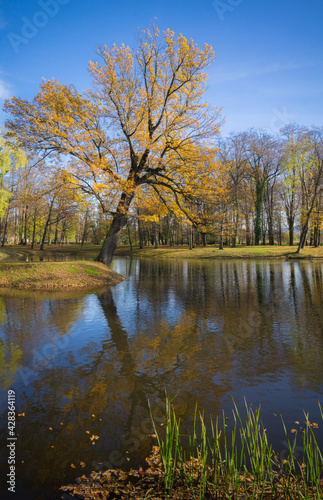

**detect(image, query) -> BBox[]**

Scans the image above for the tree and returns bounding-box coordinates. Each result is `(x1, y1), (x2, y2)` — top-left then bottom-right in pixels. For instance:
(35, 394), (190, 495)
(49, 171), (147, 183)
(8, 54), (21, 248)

(296, 127), (323, 253)
(244, 131), (281, 245)
(0, 132), (27, 244)
(217, 133), (248, 247)
(4, 26), (221, 266)
(280, 124), (305, 246)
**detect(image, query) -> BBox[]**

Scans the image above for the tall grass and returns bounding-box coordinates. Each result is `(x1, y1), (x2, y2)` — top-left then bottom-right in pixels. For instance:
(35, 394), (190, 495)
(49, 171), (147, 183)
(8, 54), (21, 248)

(149, 396), (323, 499)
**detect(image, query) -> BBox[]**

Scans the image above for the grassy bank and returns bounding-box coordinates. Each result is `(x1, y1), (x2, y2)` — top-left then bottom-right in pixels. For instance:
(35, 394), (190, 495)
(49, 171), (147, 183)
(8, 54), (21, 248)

(115, 244), (323, 260)
(61, 398), (323, 499)
(0, 244), (323, 264)
(0, 244), (100, 261)
(0, 261), (124, 290)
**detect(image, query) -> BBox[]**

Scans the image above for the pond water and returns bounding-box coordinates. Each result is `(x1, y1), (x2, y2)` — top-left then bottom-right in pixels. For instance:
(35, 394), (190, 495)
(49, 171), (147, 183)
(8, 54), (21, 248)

(0, 257), (323, 499)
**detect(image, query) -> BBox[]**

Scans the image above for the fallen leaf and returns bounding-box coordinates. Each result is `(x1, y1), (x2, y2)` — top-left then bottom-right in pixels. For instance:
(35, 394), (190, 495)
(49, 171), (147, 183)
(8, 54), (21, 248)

(18, 413), (25, 417)
(291, 429), (297, 433)
(312, 423), (319, 428)
(80, 462), (86, 467)
(49, 427), (53, 431)
(85, 431), (90, 434)
(295, 421), (299, 425)
(92, 414), (95, 417)
(71, 464), (76, 469)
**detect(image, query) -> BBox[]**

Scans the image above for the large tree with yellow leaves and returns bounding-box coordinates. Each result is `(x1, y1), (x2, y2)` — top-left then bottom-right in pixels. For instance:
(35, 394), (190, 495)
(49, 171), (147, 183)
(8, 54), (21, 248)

(4, 26), (222, 266)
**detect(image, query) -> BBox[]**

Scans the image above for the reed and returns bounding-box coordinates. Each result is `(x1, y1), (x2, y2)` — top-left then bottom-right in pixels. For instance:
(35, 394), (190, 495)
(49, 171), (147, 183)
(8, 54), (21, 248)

(149, 396), (323, 499)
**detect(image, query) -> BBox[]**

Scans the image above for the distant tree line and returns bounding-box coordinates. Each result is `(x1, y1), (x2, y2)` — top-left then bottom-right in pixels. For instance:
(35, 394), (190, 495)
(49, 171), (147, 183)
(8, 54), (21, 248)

(0, 123), (322, 253)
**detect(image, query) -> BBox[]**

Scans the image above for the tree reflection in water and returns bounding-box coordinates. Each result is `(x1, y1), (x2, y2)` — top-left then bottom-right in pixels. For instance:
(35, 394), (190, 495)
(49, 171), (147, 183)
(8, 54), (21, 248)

(0, 258), (322, 499)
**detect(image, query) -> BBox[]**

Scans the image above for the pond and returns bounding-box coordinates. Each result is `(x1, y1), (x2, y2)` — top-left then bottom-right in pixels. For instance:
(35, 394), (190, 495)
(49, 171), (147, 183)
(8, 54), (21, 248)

(0, 258), (323, 499)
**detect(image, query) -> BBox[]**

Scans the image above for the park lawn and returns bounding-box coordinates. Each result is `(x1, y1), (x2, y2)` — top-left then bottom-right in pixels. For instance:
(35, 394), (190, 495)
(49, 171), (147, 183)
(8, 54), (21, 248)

(0, 244), (322, 263)
(0, 261), (124, 290)
(115, 244), (323, 260)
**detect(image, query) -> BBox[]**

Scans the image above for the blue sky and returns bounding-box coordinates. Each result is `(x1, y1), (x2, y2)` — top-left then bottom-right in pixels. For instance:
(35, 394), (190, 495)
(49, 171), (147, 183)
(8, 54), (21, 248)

(0, 0), (322, 135)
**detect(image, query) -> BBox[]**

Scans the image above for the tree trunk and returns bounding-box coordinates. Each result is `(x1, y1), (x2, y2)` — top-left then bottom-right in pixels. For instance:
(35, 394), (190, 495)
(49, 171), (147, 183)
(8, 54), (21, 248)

(97, 190), (135, 267)
(81, 208), (89, 249)
(40, 200), (54, 251)
(288, 216), (294, 246)
(153, 222), (158, 249)
(254, 180), (266, 245)
(245, 214), (251, 246)
(137, 209), (143, 249)
(219, 224), (224, 250)
(1, 204), (10, 247)
(40, 217), (50, 251)
(127, 219), (133, 252)
(23, 205), (28, 245)
(31, 214), (37, 249)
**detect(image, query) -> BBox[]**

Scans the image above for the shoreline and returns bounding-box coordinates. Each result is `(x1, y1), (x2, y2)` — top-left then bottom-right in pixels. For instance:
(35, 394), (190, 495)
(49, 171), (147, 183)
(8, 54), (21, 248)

(114, 244), (323, 261)
(0, 244), (323, 263)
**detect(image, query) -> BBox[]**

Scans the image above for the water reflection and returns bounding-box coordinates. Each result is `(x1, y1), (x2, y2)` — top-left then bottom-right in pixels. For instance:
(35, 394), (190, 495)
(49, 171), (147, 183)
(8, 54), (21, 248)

(0, 259), (322, 499)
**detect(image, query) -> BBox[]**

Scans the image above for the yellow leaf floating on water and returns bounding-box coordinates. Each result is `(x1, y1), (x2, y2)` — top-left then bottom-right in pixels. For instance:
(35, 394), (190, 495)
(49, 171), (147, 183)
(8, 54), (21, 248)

(71, 464), (76, 468)
(90, 434), (99, 445)
(312, 423), (319, 428)
(80, 462), (86, 467)
(49, 427), (53, 431)
(85, 431), (90, 434)
(18, 413), (25, 417)
(291, 429), (297, 433)
(295, 421), (299, 425)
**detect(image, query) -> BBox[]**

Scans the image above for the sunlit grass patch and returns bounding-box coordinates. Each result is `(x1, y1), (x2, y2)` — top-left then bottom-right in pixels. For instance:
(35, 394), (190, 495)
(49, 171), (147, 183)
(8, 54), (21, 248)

(0, 261), (124, 290)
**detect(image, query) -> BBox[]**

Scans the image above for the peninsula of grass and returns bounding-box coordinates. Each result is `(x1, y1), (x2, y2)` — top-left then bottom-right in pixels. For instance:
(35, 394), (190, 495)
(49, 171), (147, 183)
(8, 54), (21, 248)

(0, 261), (125, 290)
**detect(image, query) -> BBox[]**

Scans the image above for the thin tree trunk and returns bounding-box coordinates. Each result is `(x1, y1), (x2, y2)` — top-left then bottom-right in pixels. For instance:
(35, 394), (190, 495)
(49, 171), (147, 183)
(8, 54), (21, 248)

(1, 204), (10, 247)
(127, 219), (133, 252)
(31, 213), (37, 249)
(137, 209), (143, 249)
(153, 222), (158, 249)
(40, 200), (54, 251)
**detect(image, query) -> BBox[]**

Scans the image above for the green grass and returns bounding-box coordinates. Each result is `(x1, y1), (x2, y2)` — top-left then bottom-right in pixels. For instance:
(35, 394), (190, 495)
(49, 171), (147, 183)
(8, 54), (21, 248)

(116, 244), (323, 261)
(0, 261), (124, 290)
(149, 396), (323, 499)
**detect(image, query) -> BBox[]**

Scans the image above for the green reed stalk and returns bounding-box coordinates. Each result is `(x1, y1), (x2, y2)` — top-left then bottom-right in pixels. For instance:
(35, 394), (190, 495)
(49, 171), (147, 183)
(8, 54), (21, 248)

(149, 396), (323, 500)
